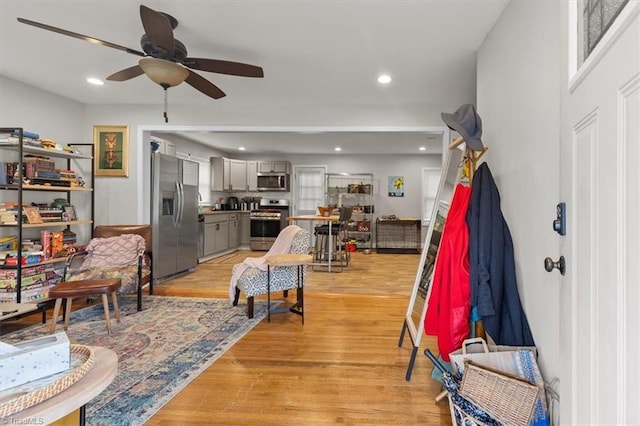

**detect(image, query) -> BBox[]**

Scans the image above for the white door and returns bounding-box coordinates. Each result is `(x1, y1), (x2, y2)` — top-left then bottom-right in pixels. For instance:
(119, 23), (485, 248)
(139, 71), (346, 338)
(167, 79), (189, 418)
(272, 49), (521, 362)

(561, 3), (640, 424)
(292, 166), (326, 216)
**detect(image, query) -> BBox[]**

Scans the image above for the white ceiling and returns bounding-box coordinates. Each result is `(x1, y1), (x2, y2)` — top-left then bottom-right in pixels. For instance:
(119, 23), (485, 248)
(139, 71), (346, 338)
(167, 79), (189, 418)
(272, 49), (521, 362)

(152, 129), (446, 155)
(0, 0), (509, 154)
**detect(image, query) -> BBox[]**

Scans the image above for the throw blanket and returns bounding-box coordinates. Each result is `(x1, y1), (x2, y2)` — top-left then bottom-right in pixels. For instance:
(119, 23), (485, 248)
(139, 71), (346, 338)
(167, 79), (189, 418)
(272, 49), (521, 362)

(228, 225), (302, 302)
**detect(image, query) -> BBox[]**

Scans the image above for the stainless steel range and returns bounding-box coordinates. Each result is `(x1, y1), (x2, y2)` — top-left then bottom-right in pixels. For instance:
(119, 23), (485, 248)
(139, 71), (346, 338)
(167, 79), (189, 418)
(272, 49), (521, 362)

(250, 199), (290, 251)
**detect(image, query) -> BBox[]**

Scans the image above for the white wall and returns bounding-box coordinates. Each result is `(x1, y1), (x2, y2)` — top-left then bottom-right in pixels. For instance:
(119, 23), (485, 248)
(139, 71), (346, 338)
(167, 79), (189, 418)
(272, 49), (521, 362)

(288, 153), (441, 219)
(1, 75), (449, 228)
(158, 142), (441, 220)
(0, 76), (94, 242)
(82, 103), (451, 225)
(0, 76), (84, 141)
(477, 0), (561, 386)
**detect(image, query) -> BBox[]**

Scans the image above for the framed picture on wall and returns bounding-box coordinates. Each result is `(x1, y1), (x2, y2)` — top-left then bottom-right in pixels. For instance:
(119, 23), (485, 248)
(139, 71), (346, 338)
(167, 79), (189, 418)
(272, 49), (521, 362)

(93, 125), (129, 177)
(388, 176), (405, 197)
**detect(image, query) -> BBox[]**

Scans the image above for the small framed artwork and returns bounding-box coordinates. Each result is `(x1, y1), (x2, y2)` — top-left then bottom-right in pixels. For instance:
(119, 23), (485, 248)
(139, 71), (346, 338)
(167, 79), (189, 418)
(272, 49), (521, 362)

(94, 125), (129, 177)
(23, 207), (43, 224)
(63, 205), (77, 221)
(388, 176), (405, 197)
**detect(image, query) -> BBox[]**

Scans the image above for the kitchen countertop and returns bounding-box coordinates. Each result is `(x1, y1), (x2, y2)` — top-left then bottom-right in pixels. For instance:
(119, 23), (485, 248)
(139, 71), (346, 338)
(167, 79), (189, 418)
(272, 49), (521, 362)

(199, 210), (250, 215)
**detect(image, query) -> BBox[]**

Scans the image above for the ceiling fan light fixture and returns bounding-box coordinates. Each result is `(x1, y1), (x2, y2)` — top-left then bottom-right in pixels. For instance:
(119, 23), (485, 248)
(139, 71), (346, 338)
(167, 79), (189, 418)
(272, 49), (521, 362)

(139, 57), (189, 88)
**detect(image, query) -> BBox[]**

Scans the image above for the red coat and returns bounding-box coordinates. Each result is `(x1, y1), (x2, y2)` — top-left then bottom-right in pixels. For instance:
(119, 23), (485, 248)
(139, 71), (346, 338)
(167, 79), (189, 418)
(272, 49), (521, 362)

(424, 183), (471, 361)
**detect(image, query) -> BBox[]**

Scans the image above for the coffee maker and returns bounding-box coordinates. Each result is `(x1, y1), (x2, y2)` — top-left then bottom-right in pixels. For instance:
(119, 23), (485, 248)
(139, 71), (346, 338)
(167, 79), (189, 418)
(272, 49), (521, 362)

(226, 196), (239, 210)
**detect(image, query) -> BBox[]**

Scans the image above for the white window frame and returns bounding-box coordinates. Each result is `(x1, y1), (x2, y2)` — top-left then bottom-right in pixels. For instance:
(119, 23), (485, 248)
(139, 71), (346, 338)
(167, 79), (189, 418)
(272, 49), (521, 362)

(421, 167), (442, 225)
(292, 165), (327, 216)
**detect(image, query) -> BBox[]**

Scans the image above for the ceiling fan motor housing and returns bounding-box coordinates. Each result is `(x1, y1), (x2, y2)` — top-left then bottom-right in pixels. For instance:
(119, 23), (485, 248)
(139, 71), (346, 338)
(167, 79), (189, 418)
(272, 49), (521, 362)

(140, 34), (187, 62)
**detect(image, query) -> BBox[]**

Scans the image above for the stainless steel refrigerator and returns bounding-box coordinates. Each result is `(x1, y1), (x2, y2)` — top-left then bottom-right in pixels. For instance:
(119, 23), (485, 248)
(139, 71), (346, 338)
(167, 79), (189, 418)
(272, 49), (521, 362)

(151, 153), (199, 281)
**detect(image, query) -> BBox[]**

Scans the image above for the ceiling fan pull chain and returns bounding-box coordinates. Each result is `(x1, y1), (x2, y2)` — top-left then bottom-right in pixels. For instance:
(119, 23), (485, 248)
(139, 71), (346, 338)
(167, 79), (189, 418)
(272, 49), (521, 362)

(164, 88), (169, 123)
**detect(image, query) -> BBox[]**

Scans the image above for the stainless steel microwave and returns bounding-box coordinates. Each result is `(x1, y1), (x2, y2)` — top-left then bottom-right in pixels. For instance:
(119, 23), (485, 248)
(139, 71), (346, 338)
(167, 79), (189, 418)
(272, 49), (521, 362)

(256, 173), (290, 192)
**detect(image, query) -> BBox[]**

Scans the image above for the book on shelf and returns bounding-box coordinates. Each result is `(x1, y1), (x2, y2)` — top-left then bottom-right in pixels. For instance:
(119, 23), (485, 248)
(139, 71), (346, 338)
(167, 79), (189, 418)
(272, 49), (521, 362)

(23, 207), (43, 224)
(41, 230), (65, 259)
(4, 162), (18, 184)
(0, 210), (17, 224)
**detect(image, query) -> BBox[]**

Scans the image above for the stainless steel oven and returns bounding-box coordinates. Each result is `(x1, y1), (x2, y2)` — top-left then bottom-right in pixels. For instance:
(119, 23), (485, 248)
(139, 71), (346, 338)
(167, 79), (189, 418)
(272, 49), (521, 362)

(249, 199), (290, 251)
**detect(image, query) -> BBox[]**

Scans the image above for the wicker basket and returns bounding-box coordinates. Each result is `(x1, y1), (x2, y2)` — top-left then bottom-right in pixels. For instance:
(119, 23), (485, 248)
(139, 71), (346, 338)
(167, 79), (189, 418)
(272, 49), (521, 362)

(459, 361), (540, 426)
(317, 206), (332, 217)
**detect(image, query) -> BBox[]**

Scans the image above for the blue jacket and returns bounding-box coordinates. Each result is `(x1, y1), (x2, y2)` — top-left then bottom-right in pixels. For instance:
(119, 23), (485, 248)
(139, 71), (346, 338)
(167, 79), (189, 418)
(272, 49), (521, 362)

(466, 162), (535, 347)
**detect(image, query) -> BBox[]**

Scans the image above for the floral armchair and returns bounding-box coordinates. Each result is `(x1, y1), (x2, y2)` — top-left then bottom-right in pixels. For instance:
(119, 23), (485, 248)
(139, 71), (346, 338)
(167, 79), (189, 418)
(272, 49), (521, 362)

(63, 225), (153, 311)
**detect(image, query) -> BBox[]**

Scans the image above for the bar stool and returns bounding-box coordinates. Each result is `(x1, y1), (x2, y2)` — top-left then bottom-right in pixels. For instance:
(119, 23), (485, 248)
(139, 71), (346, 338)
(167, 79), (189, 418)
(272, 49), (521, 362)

(314, 206), (352, 266)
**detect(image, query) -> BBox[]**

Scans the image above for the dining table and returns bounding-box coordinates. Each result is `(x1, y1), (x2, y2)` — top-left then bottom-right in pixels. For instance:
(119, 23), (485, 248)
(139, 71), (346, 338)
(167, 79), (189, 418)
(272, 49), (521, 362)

(287, 214), (341, 272)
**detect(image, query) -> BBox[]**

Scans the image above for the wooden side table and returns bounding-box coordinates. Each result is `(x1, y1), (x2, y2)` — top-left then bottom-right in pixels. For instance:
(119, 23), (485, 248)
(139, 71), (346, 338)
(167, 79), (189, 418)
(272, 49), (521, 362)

(7, 346), (118, 426)
(265, 254), (313, 324)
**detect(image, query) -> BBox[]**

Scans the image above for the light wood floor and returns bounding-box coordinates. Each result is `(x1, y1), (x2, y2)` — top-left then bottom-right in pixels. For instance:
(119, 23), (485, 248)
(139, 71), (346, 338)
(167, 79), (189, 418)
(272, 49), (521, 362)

(149, 251), (452, 425)
(3, 251), (453, 425)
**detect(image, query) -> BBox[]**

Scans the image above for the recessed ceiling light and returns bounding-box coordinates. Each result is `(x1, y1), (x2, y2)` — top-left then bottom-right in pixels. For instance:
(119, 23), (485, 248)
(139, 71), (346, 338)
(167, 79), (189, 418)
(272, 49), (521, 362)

(377, 74), (392, 84)
(238, 146), (246, 151)
(419, 146), (426, 151)
(334, 147), (342, 152)
(86, 77), (104, 86)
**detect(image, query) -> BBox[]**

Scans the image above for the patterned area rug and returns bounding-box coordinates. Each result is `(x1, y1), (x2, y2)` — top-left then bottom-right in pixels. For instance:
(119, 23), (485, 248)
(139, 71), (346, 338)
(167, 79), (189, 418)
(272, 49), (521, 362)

(2, 296), (273, 426)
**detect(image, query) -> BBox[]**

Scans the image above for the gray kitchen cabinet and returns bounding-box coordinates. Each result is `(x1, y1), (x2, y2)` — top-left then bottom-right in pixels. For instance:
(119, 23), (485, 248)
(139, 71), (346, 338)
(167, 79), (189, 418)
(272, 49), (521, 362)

(211, 157), (247, 191)
(246, 161), (258, 191)
(257, 160), (290, 174)
(228, 213), (239, 249)
(239, 212), (251, 246)
(203, 223), (217, 256)
(229, 159), (247, 191)
(210, 157), (228, 192)
(203, 214), (229, 256)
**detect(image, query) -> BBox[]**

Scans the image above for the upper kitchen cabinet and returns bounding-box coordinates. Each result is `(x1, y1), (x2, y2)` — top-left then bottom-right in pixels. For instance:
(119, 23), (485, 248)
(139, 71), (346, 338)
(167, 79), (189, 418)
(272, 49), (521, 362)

(257, 161), (290, 174)
(247, 161), (258, 191)
(211, 157), (247, 191)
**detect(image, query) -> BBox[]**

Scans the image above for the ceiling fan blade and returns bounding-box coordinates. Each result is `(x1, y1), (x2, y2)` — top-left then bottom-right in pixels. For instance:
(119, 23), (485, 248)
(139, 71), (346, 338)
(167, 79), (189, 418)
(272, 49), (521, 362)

(17, 17), (145, 57)
(106, 65), (145, 82)
(185, 71), (226, 99)
(183, 58), (264, 78)
(139, 5), (175, 58)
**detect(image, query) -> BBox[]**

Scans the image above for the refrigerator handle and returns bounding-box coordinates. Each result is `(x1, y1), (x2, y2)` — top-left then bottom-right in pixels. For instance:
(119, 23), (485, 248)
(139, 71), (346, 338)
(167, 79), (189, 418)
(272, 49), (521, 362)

(173, 180), (180, 227)
(177, 181), (184, 226)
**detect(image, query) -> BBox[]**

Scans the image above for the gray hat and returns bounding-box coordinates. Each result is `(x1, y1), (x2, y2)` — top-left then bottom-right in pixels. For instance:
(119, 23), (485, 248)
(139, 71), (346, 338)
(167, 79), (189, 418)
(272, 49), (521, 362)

(441, 104), (484, 151)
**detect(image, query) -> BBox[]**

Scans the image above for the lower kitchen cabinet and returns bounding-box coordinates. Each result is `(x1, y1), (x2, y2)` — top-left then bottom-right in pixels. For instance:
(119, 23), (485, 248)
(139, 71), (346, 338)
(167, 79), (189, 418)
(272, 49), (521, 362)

(228, 214), (238, 249)
(239, 212), (251, 247)
(203, 214), (229, 256)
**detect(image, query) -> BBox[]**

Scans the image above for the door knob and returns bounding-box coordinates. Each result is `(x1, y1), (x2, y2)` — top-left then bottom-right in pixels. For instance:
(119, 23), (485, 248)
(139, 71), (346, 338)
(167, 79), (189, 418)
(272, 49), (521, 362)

(544, 256), (565, 275)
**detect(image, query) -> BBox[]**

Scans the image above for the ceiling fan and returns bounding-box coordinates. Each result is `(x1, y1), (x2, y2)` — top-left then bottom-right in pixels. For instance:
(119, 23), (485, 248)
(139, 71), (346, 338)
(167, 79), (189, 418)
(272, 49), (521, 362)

(17, 4), (264, 120)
